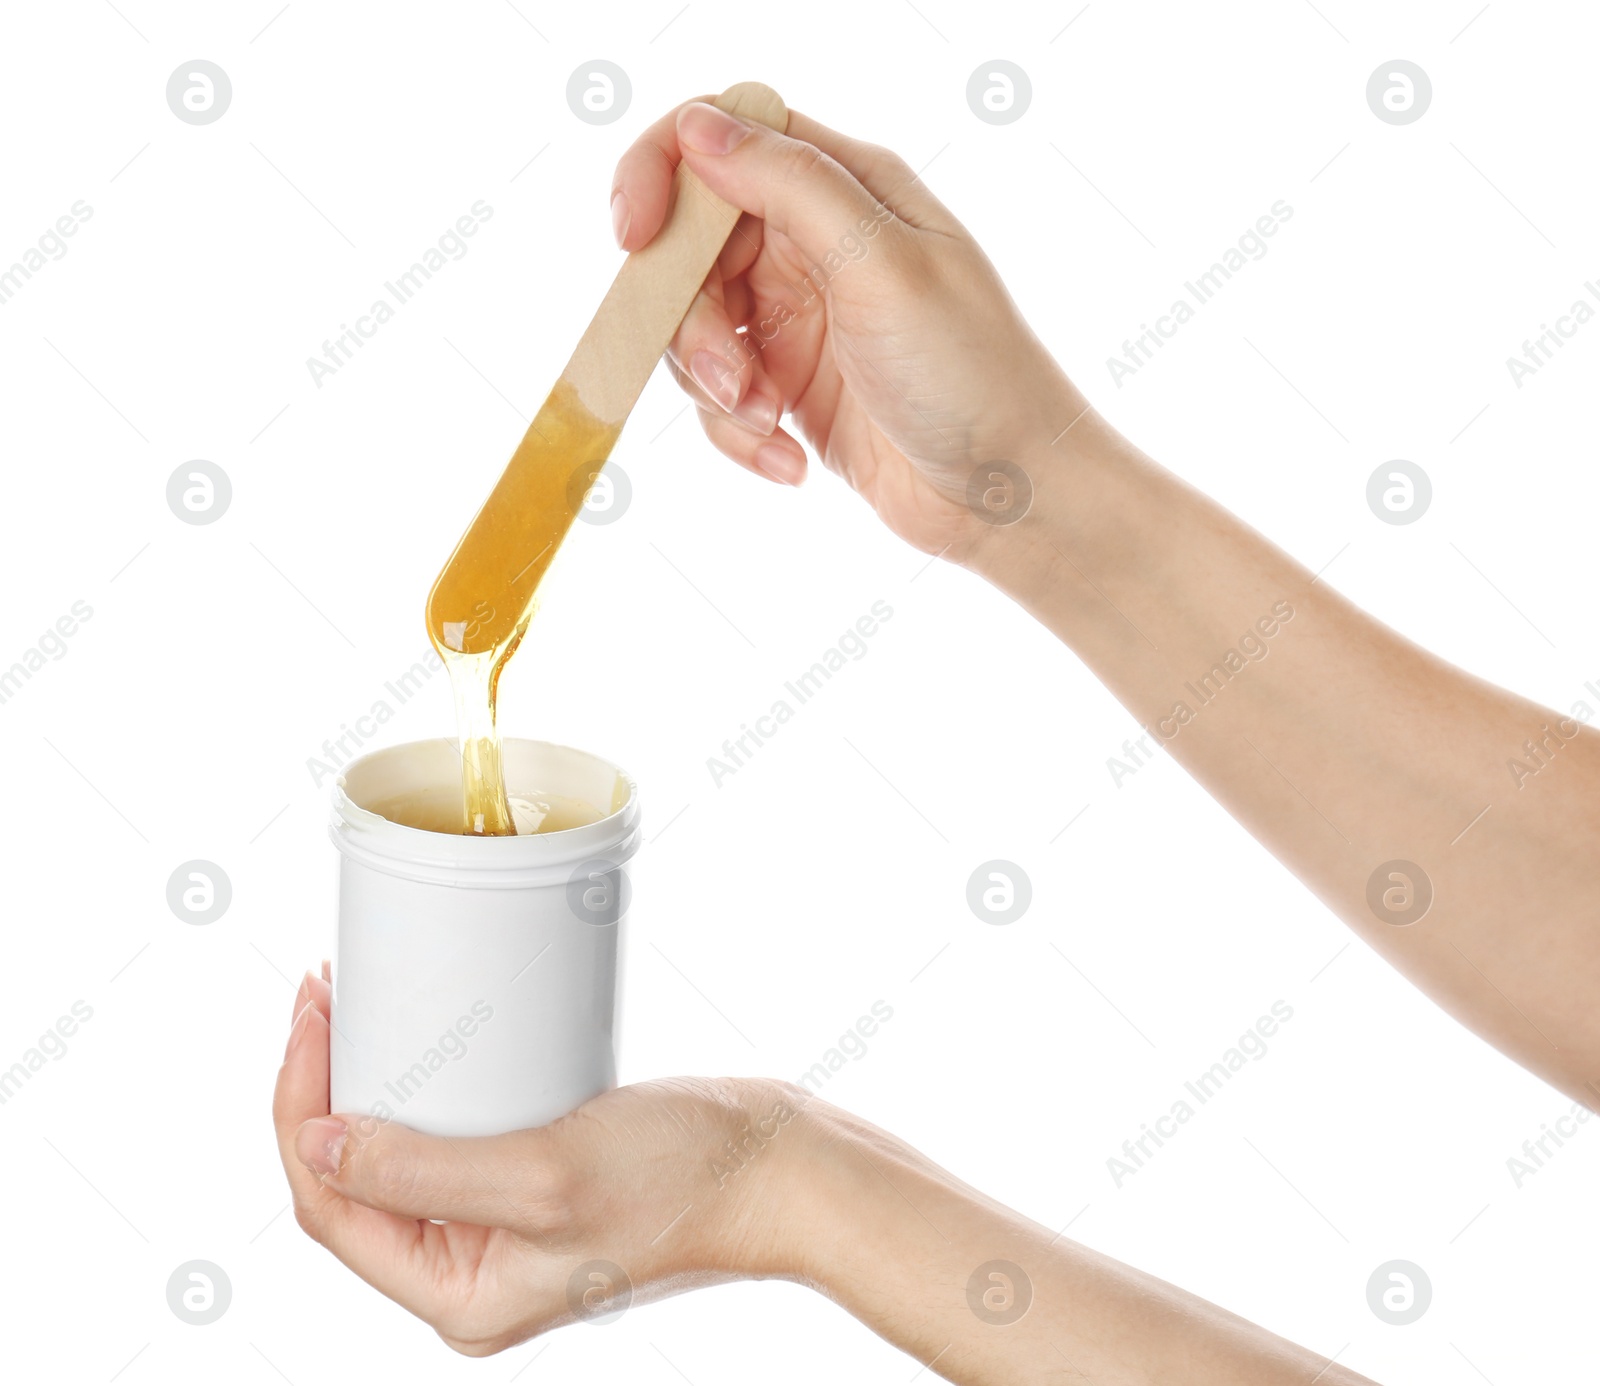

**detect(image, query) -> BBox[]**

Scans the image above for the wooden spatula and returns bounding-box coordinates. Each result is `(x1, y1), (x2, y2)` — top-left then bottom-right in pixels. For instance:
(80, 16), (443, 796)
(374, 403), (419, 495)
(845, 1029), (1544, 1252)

(426, 81), (788, 658)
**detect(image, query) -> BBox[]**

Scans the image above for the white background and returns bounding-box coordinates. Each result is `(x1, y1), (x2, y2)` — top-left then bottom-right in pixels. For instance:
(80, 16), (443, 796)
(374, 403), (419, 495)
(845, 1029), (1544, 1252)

(2, 1), (1597, 1382)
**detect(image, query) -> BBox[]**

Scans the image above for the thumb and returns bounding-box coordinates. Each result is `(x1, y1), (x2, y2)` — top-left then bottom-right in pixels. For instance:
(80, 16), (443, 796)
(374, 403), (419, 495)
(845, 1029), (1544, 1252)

(676, 102), (896, 265)
(296, 1112), (564, 1230)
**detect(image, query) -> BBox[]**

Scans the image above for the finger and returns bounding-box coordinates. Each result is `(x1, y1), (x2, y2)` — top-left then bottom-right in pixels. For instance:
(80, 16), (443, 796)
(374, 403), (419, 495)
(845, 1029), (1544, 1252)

(273, 985), (435, 1307)
(613, 100), (952, 251)
(299, 1110), (563, 1233)
(693, 402), (808, 487)
(288, 969), (330, 1027)
(667, 287), (781, 436)
(273, 997), (354, 1215)
(665, 352), (786, 449)
(715, 211), (764, 282)
(676, 103), (901, 265)
(785, 110), (957, 233)
(609, 94), (715, 250)
(274, 999), (333, 1192)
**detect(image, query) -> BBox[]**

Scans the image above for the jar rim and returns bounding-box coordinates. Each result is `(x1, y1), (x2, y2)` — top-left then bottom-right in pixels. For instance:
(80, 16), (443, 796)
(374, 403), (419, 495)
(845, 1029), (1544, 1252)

(330, 737), (641, 887)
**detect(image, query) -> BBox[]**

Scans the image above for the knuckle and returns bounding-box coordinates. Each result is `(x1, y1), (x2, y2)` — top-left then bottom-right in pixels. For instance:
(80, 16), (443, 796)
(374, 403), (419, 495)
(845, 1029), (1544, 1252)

(640, 137), (676, 183)
(360, 1138), (423, 1207)
(880, 158), (923, 209)
(876, 222), (934, 282)
(767, 1077), (811, 1109)
(775, 137), (832, 188)
(527, 1156), (580, 1234)
(864, 140), (913, 182)
(291, 1199), (323, 1243)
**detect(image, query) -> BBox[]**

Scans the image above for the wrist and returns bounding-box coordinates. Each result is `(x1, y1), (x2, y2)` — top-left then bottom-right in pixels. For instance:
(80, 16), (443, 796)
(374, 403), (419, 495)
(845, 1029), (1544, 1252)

(736, 1089), (935, 1295)
(742, 1093), (1012, 1374)
(959, 378), (1141, 607)
(683, 1078), (828, 1281)
(703, 1082), (880, 1286)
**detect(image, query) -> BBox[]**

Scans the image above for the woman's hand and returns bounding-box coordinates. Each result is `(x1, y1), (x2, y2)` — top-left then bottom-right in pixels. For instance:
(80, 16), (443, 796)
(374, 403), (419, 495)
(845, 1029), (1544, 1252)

(275, 967), (1378, 1382)
(613, 98), (1083, 562)
(272, 968), (807, 1355)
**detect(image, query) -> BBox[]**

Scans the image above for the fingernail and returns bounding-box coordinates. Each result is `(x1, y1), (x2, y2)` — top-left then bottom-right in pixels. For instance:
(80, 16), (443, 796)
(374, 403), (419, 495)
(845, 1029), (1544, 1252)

(755, 443), (804, 486)
(691, 350), (741, 412)
(284, 1000), (313, 1059)
(732, 387), (779, 436)
(610, 190), (631, 249)
(298, 1117), (347, 1176)
(321, 958), (332, 983)
(679, 103), (751, 156)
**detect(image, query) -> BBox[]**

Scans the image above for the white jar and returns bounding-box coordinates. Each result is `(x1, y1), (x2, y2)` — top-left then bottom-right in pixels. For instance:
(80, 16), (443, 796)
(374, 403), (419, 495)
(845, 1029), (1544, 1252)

(328, 738), (639, 1138)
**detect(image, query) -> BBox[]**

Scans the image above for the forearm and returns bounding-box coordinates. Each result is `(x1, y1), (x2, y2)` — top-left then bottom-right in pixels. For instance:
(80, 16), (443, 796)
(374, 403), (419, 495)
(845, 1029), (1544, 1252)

(774, 1097), (1377, 1386)
(966, 382), (1600, 1102)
